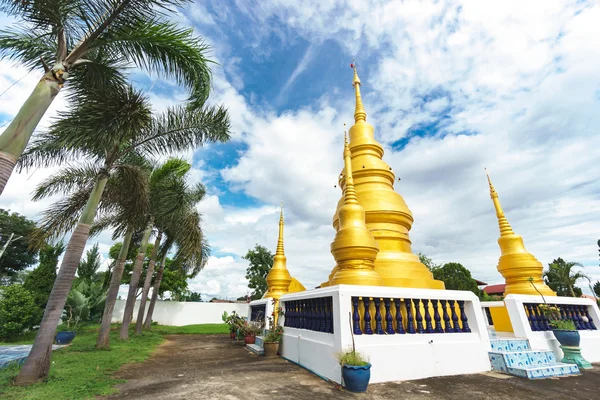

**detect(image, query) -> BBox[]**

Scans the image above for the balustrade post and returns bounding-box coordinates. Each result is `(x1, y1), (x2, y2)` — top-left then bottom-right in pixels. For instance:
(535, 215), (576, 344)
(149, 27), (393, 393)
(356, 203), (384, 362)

(457, 300), (471, 333)
(423, 299), (433, 333)
(432, 299), (443, 333)
(526, 304), (539, 331)
(394, 298), (405, 334)
(352, 297), (362, 335)
(441, 299), (451, 333)
(414, 299), (424, 333)
(384, 298), (395, 334)
(406, 299), (416, 334)
(363, 297), (373, 335)
(450, 300), (459, 333)
(374, 298), (384, 334)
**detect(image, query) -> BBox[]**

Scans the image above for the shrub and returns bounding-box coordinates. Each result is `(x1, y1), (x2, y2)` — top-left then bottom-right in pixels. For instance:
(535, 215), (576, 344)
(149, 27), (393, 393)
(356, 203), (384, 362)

(0, 284), (38, 340)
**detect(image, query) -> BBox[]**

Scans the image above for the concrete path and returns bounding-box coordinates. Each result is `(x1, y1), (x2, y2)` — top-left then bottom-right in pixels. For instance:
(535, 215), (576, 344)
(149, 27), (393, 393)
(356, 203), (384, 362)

(104, 334), (600, 400)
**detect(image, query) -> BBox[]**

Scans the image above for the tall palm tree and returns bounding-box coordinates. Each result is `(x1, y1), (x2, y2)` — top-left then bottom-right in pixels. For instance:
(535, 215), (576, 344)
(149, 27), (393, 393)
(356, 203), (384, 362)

(31, 157), (152, 349)
(119, 158), (204, 337)
(14, 85), (230, 384)
(0, 0), (213, 194)
(544, 258), (590, 298)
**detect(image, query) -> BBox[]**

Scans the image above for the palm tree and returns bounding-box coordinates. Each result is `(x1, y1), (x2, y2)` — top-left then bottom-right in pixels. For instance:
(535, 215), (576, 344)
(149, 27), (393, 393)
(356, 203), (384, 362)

(0, 0), (213, 194)
(118, 158), (204, 337)
(14, 84), (230, 384)
(544, 258), (590, 298)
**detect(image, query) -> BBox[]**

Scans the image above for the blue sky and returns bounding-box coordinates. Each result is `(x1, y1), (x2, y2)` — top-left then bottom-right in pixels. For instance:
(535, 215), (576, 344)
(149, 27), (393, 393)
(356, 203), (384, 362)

(0, 0), (599, 300)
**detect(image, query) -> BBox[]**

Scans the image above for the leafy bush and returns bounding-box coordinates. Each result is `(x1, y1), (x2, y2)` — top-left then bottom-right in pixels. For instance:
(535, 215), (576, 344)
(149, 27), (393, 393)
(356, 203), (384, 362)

(0, 285), (38, 340)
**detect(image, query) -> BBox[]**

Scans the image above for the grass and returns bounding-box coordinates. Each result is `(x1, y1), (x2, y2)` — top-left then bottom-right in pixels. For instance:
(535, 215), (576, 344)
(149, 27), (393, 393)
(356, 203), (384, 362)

(0, 323), (228, 399)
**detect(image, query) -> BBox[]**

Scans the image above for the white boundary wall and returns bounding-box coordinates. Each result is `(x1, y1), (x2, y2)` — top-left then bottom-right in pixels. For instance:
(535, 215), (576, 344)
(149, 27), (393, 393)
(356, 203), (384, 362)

(279, 285), (491, 384)
(111, 300), (249, 326)
(504, 294), (600, 362)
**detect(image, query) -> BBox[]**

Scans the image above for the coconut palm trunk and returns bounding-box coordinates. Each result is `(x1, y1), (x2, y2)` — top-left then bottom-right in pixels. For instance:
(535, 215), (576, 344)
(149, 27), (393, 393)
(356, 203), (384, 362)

(96, 227), (133, 349)
(135, 231), (162, 334)
(144, 252), (168, 329)
(120, 222), (153, 340)
(0, 73), (63, 194)
(15, 171), (109, 385)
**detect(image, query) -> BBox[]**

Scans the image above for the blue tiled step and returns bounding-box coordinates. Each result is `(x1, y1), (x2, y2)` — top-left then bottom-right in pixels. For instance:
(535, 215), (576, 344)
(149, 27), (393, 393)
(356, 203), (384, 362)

(488, 338), (580, 379)
(255, 335), (264, 348)
(489, 339), (530, 352)
(507, 363), (580, 379)
(246, 343), (264, 355)
(489, 350), (557, 368)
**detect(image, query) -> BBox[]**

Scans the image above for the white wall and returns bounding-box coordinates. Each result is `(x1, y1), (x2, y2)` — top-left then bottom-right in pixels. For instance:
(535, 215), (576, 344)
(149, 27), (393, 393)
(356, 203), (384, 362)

(279, 285), (491, 384)
(111, 300), (250, 326)
(505, 294), (600, 363)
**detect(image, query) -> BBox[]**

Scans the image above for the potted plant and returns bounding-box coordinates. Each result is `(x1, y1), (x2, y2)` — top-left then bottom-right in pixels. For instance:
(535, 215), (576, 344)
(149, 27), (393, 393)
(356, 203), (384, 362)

(337, 312), (371, 392)
(242, 320), (263, 345)
(55, 305), (80, 345)
(222, 311), (241, 339)
(263, 326), (283, 356)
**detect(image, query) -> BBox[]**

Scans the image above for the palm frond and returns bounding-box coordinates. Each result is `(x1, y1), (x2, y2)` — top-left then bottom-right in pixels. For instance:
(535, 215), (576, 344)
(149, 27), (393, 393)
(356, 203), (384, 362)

(93, 17), (212, 107)
(130, 104), (231, 159)
(32, 162), (99, 201)
(17, 133), (92, 171)
(0, 28), (56, 69)
(0, 0), (75, 31)
(170, 209), (210, 278)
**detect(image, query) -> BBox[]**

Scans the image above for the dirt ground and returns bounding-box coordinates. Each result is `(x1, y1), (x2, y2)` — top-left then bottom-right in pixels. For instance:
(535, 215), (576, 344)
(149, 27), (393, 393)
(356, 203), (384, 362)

(103, 334), (600, 400)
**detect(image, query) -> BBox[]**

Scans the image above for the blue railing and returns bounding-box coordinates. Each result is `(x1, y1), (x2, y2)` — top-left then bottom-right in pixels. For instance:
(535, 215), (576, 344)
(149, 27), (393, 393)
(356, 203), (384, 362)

(484, 307), (494, 326)
(351, 297), (471, 335)
(250, 304), (266, 322)
(282, 297), (334, 333)
(523, 303), (597, 331)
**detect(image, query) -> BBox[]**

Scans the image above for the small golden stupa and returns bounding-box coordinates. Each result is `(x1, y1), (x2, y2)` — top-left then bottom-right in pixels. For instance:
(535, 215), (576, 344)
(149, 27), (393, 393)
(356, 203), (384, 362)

(323, 63), (444, 289)
(486, 170), (555, 297)
(329, 132), (384, 286)
(263, 203), (305, 302)
(486, 170), (555, 332)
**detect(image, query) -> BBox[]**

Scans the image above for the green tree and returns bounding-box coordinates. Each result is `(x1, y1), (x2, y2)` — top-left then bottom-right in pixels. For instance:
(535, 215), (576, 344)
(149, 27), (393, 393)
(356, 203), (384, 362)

(418, 252), (441, 271)
(243, 244), (274, 300)
(23, 241), (65, 324)
(77, 243), (102, 284)
(593, 281), (600, 298)
(432, 262), (483, 298)
(178, 291), (202, 302)
(543, 258), (588, 298)
(0, 209), (37, 283)
(16, 83), (229, 383)
(0, 0), (215, 195)
(0, 284), (38, 341)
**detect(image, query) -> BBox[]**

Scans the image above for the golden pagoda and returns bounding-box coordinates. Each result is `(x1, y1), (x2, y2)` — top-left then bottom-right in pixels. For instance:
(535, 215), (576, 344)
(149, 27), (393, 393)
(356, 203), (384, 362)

(485, 170), (555, 332)
(486, 170), (555, 297)
(263, 203), (305, 302)
(323, 63), (444, 289)
(329, 132), (384, 286)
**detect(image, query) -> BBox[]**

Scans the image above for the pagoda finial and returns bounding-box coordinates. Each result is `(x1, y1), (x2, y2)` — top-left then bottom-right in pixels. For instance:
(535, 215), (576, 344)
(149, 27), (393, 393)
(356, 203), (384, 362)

(343, 128), (359, 205)
(485, 168), (515, 237)
(351, 60), (367, 123)
(276, 202), (284, 255)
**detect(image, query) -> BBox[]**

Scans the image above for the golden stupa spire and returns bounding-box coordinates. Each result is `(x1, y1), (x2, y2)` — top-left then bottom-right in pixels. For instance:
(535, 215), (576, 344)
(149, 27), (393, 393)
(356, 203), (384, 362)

(329, 128), (383, 286)
(352, 61), (367, 123)
(263, 202), (292, 300)
(485, 168), (515, 237)
(484, 169), (555, 297)
(323, 62), (444, 289)
(276, 202), (285, 255)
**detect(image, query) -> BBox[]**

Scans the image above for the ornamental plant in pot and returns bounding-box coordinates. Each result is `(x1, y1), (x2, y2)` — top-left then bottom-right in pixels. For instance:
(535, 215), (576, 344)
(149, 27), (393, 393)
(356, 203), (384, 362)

(222, 311), (242, 340)
(55, 304), (81, 345)
(242, 320), (263, 345)
(337, 313), (371, 392)
(263, 299), (285, 356)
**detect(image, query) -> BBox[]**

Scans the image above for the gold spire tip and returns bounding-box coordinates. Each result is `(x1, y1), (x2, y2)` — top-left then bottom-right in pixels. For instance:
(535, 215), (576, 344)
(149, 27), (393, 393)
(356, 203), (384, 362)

(351, 60), (366, 122)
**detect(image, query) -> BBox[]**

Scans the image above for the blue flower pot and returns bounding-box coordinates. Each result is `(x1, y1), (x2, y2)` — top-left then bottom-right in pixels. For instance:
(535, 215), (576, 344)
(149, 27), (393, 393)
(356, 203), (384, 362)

(55, 331), (76, 345)
(342, 363), (371, 392)
(552, 329), (580, 347)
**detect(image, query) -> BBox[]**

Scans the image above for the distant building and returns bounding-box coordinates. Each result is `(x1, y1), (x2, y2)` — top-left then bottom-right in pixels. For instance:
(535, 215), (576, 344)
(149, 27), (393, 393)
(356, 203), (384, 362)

(482, 283), (506, 296)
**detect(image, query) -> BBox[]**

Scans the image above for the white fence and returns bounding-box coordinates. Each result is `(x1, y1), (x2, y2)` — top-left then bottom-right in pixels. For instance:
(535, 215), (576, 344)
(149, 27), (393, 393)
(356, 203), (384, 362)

(111, 300), (250, 326)
(278, 285), (491, 384)
(504, 294), (600, 363)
